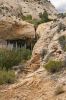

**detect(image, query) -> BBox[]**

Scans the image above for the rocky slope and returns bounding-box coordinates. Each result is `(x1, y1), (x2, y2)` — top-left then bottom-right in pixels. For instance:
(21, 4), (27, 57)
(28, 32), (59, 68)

(0, 0), (57, 19)
(0, 67), (66, 100)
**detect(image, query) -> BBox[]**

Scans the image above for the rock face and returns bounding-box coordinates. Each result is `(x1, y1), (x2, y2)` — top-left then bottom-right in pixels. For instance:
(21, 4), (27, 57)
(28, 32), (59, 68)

(0, 16), (35, 39)
(0, 0), (58, 19)
(31, 18), (66, 67)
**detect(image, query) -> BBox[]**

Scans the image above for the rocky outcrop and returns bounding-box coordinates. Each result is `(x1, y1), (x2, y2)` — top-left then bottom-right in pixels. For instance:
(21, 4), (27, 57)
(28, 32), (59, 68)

(31, 18), (66, 68)
(0, 0), (58, 19)
(0, 16), (35, 39)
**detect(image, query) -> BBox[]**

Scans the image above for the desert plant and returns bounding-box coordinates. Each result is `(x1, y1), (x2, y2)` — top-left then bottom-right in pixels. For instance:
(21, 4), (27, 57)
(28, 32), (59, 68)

(21, 11), (51, 29)
(59, 36), (66, 51)
(39, 10), (50, 23)
(44, 60), (63, 73)
(0, 48), (31, 70)
(0, 70), (16, 85)
(57, 23), (66, 33)
(30, 19), (41, 29)
(29, 11), (51, 29)
(22, 14), (32, 21)
(17, 48), (32, 60)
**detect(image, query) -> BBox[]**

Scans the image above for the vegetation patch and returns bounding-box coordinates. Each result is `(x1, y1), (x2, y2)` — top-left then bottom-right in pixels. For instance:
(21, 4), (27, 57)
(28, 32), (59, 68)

(0, 48), (31, 70)
(22, 14), (32, 21)
(0, 70), (16, 85)
(59, 36), (66, 51)
(39, 10), (51, 23)
(21, 11), (52, 29)
(57, 23), (66, 33)
(30, 19), (42, 29)
(44, 60), (63, 73)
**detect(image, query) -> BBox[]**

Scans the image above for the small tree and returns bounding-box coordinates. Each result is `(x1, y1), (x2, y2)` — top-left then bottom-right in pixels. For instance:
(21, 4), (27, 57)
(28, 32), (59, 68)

(39, 10), (49, 22)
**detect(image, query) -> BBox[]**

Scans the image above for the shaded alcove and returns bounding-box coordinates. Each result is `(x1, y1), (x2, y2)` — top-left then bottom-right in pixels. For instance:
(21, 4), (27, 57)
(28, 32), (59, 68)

(7, 38), (37, 50)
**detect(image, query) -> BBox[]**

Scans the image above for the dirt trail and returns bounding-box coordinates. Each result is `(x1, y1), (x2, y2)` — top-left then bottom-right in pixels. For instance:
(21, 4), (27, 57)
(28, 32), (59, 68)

(0, 67), (66, 100)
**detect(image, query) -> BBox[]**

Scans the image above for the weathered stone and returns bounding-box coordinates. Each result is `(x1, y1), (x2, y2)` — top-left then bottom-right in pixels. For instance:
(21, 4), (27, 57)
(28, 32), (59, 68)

(0, 16), (35, 39)
(31, 19), (66, 67)
(0, 0), (58, 19)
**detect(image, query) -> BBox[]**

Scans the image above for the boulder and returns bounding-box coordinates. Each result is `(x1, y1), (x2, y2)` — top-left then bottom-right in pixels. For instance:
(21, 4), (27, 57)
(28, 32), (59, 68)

(0, 16), (35, 39)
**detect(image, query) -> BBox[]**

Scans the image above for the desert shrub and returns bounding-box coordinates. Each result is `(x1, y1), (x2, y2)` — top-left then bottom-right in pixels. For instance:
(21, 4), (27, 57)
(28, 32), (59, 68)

(30, 11), (51, 29)
(0, 70), (16, 85)
(59, 36), (66, 51)
(0, 48), (31, 70)
(44, 60), (63, 73)
(17, 48), (32, 60)
(21, 11), (51, 29)
(57, 23), (66, 33)
(39, 10), (51, 23)
(55, 86), (64, 95)
(30, 19), (42, 29)
(22, 14), (32, 21)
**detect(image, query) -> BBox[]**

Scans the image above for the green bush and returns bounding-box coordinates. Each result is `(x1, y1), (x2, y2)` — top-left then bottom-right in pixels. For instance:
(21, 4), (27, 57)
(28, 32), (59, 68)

(22, 14), (32, 21)
(30, 11), (51, 29)
(57, 23), (66, 33)
(0, 70), (16, 85)
(39, 10), (51, 23)
(21, 11), (51, 29)
(44, 60), (63, 73)
(0, 48), (31, 70)
(30, 19), (42, 29)
(59, 36), (66, 51)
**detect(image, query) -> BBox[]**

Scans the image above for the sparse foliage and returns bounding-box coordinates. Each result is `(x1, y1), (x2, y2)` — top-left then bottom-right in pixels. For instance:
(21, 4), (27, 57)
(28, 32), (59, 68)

(39, 10), (49, 22)
(44, 60), (63, 73)
(20, 10), (51, 29)
(22, 14), (32, 21)
(59, 36), (66, 51)
(0, 70), (16, 85)
(0, 48), (31, 70)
